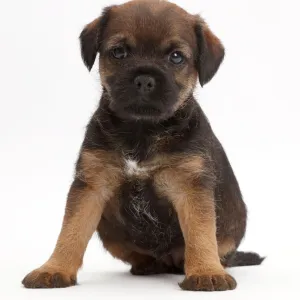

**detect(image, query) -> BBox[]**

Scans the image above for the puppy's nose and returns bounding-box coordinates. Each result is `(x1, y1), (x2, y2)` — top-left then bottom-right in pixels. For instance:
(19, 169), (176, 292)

(134, 75), (156, 94)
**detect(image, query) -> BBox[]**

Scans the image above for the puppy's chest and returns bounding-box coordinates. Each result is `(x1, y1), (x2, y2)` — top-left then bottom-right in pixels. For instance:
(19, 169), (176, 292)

(123, 159), (157, 178)
(121, 159), (166, 220)
(116, 159), (182, 254)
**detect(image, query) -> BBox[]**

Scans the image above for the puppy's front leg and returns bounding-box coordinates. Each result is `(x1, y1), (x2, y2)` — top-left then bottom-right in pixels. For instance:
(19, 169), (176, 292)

(155, 157), (236, 292)
(176, 191), (236, 291)
(22, 150), (123, 288)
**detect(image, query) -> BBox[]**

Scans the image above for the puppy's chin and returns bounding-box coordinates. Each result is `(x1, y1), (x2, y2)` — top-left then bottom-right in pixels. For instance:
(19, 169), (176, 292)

(109, 101), (175, 122)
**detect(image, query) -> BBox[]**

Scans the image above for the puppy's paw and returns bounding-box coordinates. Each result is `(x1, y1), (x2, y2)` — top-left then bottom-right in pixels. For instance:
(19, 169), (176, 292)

(22, 268), (76, 289)
(179, 273), (237, 291)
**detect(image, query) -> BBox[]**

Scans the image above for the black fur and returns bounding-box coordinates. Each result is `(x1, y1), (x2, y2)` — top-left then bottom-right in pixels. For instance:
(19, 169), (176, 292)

(223, 251), (266, 267)
(83, 91), (247, 255)
(195, 21), (225, 86)
(79, 6), (114, 70)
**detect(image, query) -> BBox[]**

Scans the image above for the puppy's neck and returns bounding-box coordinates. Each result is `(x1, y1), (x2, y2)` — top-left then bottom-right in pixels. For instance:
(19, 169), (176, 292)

(94, 93), (203, 161)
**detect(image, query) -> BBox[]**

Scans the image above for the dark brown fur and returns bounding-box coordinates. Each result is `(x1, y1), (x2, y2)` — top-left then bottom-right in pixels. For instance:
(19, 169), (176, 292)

(22, 0), (263, 291)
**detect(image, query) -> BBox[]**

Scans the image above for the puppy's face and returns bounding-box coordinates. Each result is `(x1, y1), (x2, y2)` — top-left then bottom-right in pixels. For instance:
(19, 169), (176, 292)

(80, 0), (224, 121)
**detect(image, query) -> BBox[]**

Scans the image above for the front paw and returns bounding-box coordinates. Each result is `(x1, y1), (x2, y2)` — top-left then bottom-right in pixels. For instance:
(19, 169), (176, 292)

(22, 267), (77, 289)
(179, 273), (237, 291)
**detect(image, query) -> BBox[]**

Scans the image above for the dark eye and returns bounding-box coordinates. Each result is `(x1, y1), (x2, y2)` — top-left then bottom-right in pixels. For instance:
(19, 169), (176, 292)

(169, 51), (184, 64)
(111, 47), (128, 59)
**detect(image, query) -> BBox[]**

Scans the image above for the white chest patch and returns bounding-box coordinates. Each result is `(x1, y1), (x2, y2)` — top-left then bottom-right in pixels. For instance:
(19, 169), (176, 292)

(124, 159), (157, 177)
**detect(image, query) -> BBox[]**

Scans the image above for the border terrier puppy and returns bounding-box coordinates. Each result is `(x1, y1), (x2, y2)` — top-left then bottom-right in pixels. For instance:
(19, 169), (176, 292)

(22, 0), (264, 291)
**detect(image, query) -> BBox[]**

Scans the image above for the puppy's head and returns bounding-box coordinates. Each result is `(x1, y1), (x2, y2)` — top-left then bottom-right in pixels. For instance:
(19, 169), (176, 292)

(80, 0), (224, 121)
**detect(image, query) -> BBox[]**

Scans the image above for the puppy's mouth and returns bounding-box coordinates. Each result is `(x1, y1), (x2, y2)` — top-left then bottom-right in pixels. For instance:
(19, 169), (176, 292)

(124, 104), (162, 116)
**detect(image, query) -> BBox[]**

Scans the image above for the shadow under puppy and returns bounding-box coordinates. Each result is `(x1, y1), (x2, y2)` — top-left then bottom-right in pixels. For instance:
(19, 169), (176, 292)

(22, 0), (264, 291)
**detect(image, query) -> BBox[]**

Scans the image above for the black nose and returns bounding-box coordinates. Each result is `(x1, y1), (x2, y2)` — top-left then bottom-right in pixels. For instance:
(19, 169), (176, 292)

(134, 75), (156, 94)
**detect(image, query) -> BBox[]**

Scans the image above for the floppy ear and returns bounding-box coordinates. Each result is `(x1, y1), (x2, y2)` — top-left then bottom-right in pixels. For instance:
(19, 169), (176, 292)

(79, 7), (113, 71)
(195, 17), (225, 86)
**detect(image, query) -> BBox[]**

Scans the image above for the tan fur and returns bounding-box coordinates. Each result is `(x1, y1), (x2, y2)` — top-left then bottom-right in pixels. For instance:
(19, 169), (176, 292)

(218, 238), (236, 259)
(44, 187), (105, 274)
(23, 0), (241, 291)
(174, 69), (198, 110)
(102, 241), (132, 261)
(154, 156), (227, 277)
(22, 186), (105, 285)
(78, 150), (124, 191)
(22, 150), (124, 287)
(102, 240), (154, 267)
(105, 33), (136, 51)
(161, 38), (193, 59)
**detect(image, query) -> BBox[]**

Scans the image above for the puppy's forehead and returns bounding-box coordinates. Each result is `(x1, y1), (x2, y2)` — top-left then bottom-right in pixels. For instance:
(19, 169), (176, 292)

(104, 1), (196, 47)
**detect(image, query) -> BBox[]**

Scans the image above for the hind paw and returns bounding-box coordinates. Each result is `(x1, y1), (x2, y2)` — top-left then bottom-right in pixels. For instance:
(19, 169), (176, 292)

(131, 261), (183, 275)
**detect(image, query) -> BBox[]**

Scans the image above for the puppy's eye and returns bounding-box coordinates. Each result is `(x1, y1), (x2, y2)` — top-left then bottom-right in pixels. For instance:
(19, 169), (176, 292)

(111, 47), (128, 59)
(169, 51), (184, 64)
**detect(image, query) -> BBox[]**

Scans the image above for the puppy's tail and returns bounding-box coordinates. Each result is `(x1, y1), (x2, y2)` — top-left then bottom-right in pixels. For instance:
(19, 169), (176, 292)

(223, 251), (265, 268)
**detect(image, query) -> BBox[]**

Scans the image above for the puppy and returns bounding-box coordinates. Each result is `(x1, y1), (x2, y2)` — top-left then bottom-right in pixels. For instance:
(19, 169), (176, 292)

(22, 0), (264, 291)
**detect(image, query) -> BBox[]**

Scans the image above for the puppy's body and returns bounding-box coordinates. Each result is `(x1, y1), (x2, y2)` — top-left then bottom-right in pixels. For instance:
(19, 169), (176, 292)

(90, 94), (245, 260)
(22, 0), (263, 291)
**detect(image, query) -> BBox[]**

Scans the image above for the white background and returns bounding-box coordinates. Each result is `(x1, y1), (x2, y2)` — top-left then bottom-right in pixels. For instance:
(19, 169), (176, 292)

(0, 0), (299, 299)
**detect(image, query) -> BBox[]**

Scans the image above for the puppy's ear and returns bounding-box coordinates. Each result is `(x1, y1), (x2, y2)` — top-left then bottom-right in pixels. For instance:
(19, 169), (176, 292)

(195, 17), (225, 86)
(79, 7), (113, 71)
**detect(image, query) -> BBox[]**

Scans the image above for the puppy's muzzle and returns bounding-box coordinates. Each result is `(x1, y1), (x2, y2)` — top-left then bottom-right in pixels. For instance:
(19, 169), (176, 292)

(108, 64), (178, 120)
